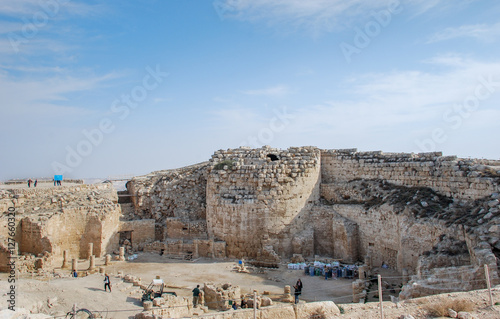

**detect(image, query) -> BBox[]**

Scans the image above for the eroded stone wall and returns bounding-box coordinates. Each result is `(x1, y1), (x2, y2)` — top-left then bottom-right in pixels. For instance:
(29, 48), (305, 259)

(127, 163), (208, 223)
(20, 204), (121, 259)
(309, 206), (360, 263)
(118, 219), (156, 250)
(0, 183), (121, 261)
(124, 146), (500, 277)
(321, 149), (500, 200)
(206, 146), (320, 259)
(5, 145), (498, 298)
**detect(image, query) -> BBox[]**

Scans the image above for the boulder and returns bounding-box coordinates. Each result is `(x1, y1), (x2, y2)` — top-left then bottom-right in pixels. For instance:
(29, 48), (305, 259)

(295, 301), (340, 318)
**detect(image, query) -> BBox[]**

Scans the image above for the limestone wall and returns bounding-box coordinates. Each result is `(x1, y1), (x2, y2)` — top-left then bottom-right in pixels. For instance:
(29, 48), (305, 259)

(2, 183), (118, 204)
(161, 301), (340, 319)
(127, 163), (209, 223)
(206, 146), (320, 259)
(331, 204), (453, 273)
(118, 219), (156, 250)
(0, 245), (10, 272)
(144, 239), (226, 258)
(309, 206), (360, 263)
(165, 218), (208, 239)
(321, 149), (500, 200)
(0, 183), (121, 261)
(20, 204), (121, 258)
(4, 145), (497, 288)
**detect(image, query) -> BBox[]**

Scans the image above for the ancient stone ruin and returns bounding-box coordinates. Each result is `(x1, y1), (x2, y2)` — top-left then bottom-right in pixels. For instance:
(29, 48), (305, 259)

(1, 146), (500, 299)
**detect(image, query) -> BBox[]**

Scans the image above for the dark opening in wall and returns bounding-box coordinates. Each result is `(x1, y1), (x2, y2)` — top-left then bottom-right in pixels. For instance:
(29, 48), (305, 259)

(267, 154), (279, 161)
(119, 230), (133, 246)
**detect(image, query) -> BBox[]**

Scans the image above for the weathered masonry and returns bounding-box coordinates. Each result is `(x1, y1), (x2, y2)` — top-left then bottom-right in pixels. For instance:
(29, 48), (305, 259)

(1, 146), (499, 297)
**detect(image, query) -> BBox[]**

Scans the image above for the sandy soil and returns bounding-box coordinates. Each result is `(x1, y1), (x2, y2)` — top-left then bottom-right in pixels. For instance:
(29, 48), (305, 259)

(3, 253), (500, 318)
(2, 253), (358, 318)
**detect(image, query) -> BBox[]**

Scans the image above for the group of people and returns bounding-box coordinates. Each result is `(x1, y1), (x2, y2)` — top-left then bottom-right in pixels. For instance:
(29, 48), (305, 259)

(27, 179), (37, 187)
(26, 179), (63, 187)
(191, 279), (304, 308)
(305, 264), (358, 280)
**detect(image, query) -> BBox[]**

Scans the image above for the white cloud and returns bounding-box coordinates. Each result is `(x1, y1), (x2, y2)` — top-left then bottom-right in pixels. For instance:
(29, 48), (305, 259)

(0, 69), (118, 116)
(0, 1), (103, 58)
(286, 56), (500, 154)
(0, 0), (101, 17)
(209, 55), (500, 155)
(242, 85), (291, 97)
(213, 0), (451, 33)
(0, 0), (45, 15)
(0, 1), (113, 119)
(215, 0), (394, 32)
(427, 22), (500, 43)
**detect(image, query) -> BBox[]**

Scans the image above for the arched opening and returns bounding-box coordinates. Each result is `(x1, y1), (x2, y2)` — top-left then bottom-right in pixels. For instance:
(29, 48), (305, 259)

(267, 154), (279, 161)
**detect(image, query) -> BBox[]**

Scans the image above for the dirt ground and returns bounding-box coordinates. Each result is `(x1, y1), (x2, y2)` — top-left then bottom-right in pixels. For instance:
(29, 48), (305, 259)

(1, 253), (361, 318)
(3, 253), (500, 318)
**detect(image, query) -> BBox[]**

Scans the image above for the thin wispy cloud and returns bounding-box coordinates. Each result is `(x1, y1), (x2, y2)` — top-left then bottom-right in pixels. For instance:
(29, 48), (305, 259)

(276, 56), (500, 148)
(0, 1), (112, 119)
(0, 0), (104, 58)
(0, 0), (101, 17)
(2, 1), (500, 180)
(0, 69), (119, 116)
(427, 22), (500, 43)
(215, 0), (394, 33)
(242, 85), (291, 97)
(0, 0), (46, 15)
(214, 0), (451, 34)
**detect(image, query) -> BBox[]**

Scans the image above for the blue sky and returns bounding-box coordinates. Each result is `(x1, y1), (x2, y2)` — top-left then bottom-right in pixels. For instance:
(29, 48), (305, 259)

(1, 0), (500, 180)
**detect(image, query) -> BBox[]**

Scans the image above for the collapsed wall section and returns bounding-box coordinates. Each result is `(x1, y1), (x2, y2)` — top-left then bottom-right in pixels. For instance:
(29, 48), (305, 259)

(127, 163), (208, 222)
(127, 163), (209, 242)
(206, 146), (320, 260)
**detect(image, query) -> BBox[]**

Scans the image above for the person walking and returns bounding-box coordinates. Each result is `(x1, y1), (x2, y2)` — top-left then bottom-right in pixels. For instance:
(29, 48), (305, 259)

(294, 278), (303, 304)
(192, 285), (201, 307)
(104, 274), (111, 292)
(296, 279), (303, 291)
(28, 179), (32, 187)
(34, 179), (38, 187)
(293, 284), (301, 304)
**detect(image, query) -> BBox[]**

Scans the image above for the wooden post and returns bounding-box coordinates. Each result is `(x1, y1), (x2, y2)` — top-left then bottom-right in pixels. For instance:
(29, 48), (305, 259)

(378, 274), (384, 319)
(253, 291), (257, 319)
(484, 264), (493, 307)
